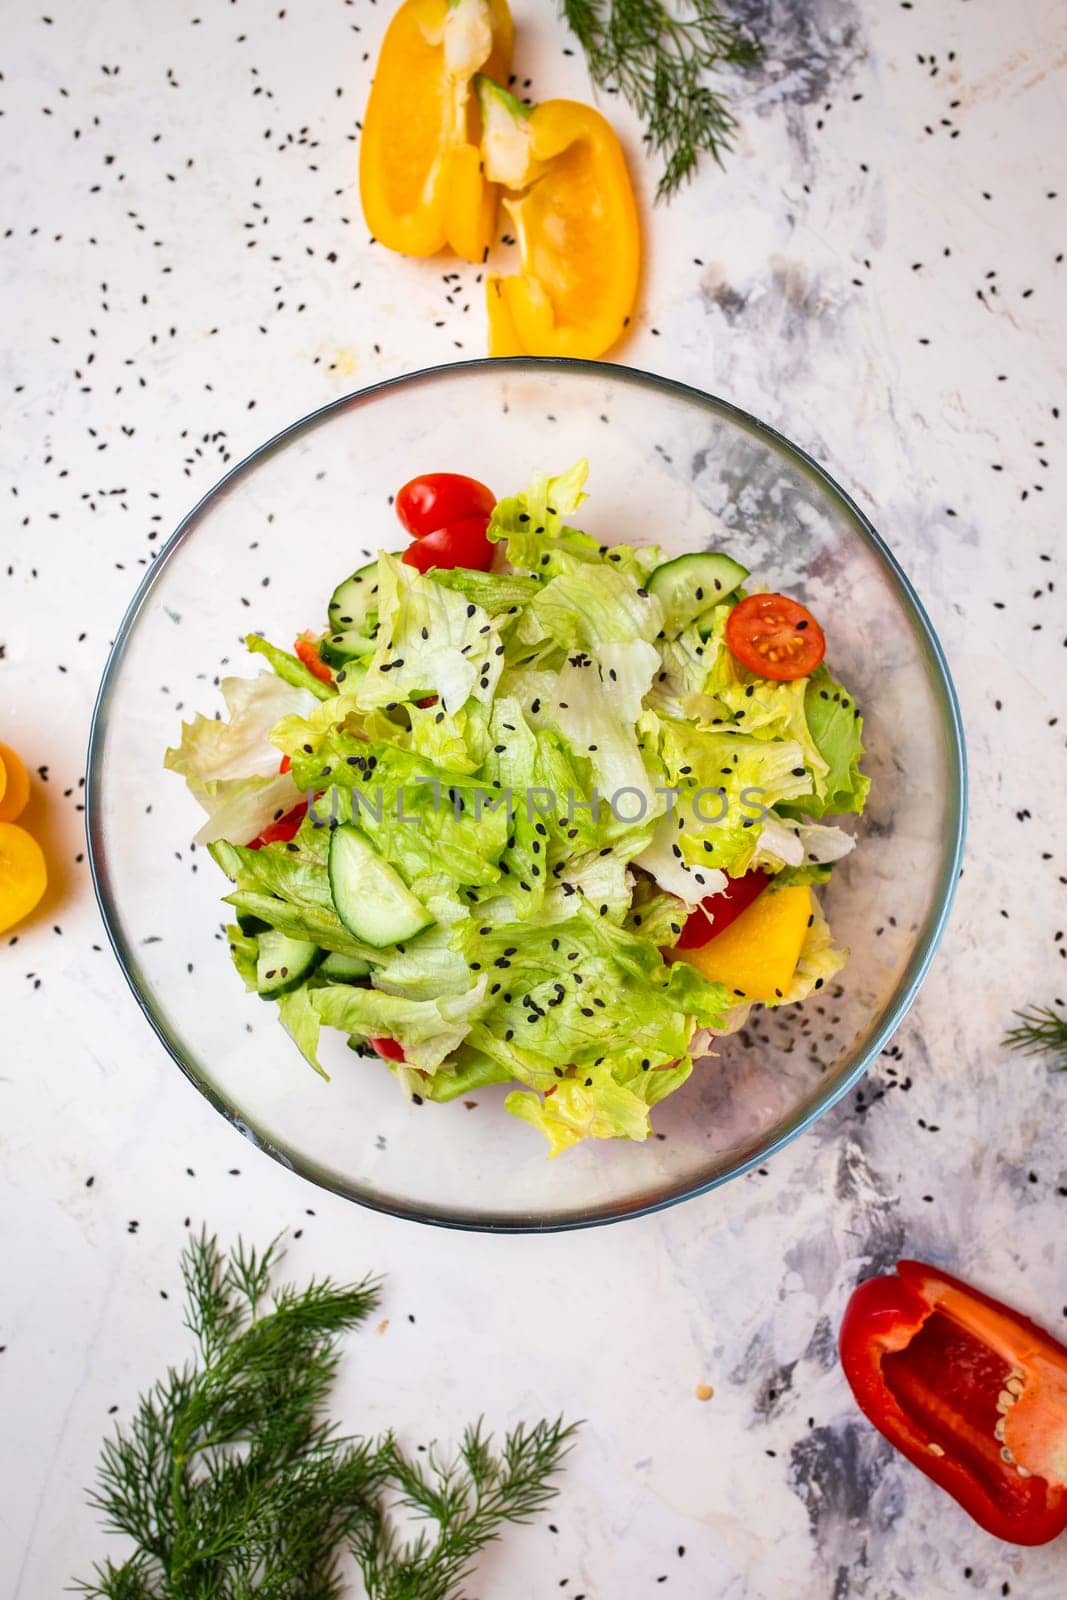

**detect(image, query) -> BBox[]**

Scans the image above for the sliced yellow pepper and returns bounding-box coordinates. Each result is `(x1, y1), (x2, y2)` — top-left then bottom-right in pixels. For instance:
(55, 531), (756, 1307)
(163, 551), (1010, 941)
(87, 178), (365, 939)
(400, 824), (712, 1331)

(673, 886), (813, 1004)
(478, 79), (641, 359)
(359, 0), (513, 263)
(0, 822), (47, 934)
(0, 742), (30, 823)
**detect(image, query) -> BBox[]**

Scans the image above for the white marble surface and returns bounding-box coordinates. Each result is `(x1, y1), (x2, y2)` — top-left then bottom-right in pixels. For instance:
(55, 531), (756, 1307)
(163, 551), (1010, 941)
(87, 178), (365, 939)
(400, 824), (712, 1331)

(3, 1), (1066, 1595)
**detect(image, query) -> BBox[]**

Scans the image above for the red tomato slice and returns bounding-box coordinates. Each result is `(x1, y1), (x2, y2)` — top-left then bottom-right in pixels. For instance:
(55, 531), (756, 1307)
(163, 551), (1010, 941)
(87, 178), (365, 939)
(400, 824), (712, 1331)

(248, 801), (308, 850)
(402, 515), (495, 573)
(675, 869), (770, 949)
(369, 1035), (405, 1062)
(294, 632), (334, 684)
(278, 754), (291, 775)
(395, 473), (496, 538)
(725, 594), (826, 682)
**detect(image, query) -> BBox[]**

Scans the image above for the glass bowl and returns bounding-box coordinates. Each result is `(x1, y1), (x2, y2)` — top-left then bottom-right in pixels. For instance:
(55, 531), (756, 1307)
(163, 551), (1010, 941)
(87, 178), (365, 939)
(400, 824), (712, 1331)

(87, 359), (966, 1231)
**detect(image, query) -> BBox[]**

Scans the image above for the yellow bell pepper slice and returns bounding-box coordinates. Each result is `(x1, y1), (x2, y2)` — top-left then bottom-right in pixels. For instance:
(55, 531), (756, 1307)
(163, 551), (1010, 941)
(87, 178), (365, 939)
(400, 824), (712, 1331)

(0, 742), (30, 823)
(360, 0), (513, 263)
(0, 822), (47, 933)
(673, 885), (813, 1003)
(478, 80), (640, 359)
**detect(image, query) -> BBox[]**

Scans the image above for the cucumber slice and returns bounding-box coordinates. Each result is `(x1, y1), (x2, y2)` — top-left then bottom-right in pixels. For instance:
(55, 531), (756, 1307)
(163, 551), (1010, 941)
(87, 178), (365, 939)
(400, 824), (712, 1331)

(328, 824), (434, 948)
(319, 628), (378, 668)
(647, 552), (749, 634)
(319, 949), (372, 983)
(328, 562), (379, 634)
(256, 930), (324, 998)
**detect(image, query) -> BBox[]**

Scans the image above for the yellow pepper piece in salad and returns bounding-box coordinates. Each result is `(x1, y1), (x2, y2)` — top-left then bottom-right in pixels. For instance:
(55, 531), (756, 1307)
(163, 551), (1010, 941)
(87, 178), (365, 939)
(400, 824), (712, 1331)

(673, 885), (813, 1003)
(478, 79), (641, 359)
(359, 0), (513, 263)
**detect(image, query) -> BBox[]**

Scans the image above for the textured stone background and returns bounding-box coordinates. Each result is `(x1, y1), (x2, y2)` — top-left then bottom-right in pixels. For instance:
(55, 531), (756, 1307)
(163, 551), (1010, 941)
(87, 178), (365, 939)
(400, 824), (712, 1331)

(3, 1), (1065, 1595)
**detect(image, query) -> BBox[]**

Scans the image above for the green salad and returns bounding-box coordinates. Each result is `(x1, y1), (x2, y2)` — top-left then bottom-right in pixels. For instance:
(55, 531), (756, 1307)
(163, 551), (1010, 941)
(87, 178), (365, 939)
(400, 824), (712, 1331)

(166, 462), (868, 1155)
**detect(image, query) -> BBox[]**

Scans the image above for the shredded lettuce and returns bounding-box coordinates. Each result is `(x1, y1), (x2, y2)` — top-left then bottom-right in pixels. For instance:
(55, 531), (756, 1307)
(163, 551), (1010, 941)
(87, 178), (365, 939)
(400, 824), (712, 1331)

(487, 460), (665, 583)
(355, 553), (505, 714)
(164, 673), (316, 845)
(313, 979), (489, 1074)
(277, 984), (327, 1079)
(780, 665), (870, 818)
(245, 634), (335, 701)
(648, 716), (814, 877)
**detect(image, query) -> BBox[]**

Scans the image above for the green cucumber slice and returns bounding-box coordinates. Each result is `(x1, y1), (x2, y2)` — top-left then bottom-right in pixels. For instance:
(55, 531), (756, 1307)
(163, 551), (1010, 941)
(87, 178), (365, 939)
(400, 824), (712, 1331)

(647, 552), (749, 634)
(256, 930), (323, 998)
(327, 562), (379, 634)
(327, 824), (434, 948)
(318, 950), (372, 983)
(318, 628), (378, 668)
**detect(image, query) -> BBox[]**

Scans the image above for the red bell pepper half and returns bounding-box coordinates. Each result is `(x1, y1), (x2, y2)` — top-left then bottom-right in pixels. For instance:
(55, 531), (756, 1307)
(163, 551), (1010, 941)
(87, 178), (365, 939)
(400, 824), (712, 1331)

(840, 1259), (1067, 1545)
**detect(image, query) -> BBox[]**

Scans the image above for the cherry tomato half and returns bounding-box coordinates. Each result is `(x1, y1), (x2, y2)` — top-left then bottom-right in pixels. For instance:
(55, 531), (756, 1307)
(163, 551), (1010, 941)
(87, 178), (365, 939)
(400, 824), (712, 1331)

(675, 869), (770, 949)
(294, 632), (334, 684)
(402, 515), (495, 574)
(395, 472), (496, 539)
(725, 594), (826, 682)
(369, 1035), (405, 1062)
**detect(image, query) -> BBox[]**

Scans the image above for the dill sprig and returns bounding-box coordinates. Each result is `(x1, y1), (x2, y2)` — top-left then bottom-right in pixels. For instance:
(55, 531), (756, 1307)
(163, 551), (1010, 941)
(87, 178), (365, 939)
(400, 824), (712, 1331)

(559, 0), (759, 199)
(75, 1229), (577, 1599)
(1002, 1004), (1067, 1072)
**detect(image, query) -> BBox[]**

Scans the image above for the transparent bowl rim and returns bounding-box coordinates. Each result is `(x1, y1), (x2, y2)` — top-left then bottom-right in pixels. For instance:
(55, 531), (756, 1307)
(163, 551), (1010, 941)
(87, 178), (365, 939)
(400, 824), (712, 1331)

(86, 356), (968, 1233)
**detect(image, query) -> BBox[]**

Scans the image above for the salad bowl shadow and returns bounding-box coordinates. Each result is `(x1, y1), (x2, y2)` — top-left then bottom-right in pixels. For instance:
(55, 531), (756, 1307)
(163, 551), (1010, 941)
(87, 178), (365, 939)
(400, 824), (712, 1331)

(87, 358), (966, 1231)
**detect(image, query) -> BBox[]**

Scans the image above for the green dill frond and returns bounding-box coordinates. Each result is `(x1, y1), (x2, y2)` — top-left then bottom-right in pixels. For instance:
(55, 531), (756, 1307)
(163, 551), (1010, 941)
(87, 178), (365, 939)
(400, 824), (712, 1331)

(1003, 1004), (1067, 1071)
(353, 1418), (577, 1600)
(76, 1230), (576, 1599)
(559, 0), (759, 199)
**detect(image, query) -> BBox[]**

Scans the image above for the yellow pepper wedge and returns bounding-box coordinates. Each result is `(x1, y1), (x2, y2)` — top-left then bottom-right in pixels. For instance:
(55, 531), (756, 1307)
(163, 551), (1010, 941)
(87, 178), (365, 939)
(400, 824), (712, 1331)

(360, 0), (513, 263)
(0, 741), (31, 823)
(672, 886), (813, 1004)
(478, 80), (641, 359)
(0, 822), (47, 934)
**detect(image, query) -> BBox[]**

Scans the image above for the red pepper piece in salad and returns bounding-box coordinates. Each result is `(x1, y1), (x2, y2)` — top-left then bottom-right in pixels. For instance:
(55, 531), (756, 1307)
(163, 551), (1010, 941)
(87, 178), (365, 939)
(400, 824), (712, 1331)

(293, 632), (334, 685)
(840, 1259), (1067, 1545)
(675, 870), (770, 950)
(369, 1036), (405, 1062)
(247, 801), (308, 851)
